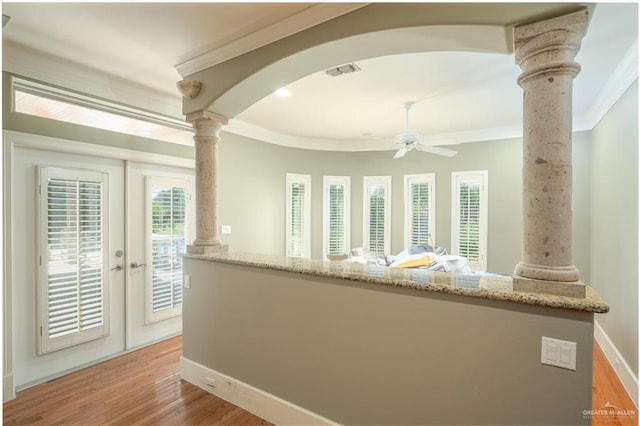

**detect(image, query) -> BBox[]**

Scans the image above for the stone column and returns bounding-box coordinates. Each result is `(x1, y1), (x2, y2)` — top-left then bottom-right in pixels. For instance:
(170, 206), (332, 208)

(186, 110), (229, 254)
(512, 9), (589, 298)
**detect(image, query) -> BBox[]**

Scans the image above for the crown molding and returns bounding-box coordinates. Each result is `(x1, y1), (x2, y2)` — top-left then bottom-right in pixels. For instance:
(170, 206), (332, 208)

(224, 119), (529, 152)
(175, 3), (368, 78)
(582, 40), (639, 129)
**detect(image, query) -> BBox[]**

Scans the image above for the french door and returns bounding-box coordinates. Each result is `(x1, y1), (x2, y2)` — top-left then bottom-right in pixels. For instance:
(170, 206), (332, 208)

(11, 146), (193, 389)
(126, 162), (194, 349)
(13, 147), (126, 387)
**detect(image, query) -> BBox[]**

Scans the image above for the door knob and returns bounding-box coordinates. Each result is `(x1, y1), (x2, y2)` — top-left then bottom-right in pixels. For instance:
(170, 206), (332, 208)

(111, 264), (124, 271)
(130, 262), (146, 269)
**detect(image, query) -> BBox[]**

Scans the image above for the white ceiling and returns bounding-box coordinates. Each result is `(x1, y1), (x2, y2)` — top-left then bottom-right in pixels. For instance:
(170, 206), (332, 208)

(2, 2), (638, 150)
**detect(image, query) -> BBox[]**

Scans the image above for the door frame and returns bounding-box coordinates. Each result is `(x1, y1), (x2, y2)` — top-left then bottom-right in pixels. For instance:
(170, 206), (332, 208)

(3, 130), (194, 400)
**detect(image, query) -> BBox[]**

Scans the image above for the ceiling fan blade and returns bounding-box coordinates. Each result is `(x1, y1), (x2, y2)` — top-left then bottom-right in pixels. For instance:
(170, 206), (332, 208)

(415, 144), (458, 157)
(420, 136), (460, 146)
(393, 145), (408, 159)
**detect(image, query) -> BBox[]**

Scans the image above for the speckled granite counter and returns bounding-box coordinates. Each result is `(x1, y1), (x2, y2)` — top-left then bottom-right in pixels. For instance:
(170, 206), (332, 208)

(183, 252), (608, 313)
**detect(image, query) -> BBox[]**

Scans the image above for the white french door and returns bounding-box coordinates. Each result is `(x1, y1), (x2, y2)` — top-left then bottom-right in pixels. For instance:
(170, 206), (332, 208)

(12, 147), (126, 387)
(10, 145), (194, 389)
(126, 162), (194, 349)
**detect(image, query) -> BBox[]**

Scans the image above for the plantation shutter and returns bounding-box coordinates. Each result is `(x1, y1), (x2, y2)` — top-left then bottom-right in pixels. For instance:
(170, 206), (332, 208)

(286, 174), (311, 258)
(405, 174), (435, 248)
(147, 178), (188, 323)
(458, 181), (481, 261)
(290, 183), (305, 256)
(364, 176), (391, 255)
(452, 171), (488, 271)
(38, 167), (109, 354)
(328, 184), (345, 255)
(369, 185), (385, 254)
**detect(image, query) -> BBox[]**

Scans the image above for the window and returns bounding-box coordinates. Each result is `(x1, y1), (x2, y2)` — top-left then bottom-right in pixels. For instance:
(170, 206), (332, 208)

(286, 173), (311, 258)
(13, 77), (193, 145)
(146, 177), (190, 323)
(323, 176), (351, 256)
(36, 166), (110, 354)
(452, 171), (488, 271)
(363, 176), (391, 255)
(404, 174), (436, 249)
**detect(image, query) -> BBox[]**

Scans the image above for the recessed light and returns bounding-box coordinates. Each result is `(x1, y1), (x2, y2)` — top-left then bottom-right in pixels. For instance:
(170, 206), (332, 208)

(274, 88), (291, 98)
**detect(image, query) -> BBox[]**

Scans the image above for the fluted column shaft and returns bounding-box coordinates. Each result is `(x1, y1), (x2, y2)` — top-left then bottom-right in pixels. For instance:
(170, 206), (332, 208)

(512, 9), (589, 297)
(186, 110), (229, 254)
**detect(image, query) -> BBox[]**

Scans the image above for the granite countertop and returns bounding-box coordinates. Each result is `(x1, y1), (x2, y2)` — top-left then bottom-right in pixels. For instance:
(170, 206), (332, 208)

(182, 252), (609, 313)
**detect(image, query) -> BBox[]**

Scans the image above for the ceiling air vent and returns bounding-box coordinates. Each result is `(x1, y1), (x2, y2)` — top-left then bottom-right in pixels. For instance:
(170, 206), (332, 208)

(325, 63), (361, 77)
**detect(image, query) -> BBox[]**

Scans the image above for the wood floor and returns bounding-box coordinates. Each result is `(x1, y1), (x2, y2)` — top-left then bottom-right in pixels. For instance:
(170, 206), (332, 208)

(3, 337), (271, 426)
(3, 336), (637, 425)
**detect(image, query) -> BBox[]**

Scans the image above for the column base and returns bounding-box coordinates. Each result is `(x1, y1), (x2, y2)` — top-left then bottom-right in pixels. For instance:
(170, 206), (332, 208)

(512, 275), (586, 298)
(187, 244), (229, 255)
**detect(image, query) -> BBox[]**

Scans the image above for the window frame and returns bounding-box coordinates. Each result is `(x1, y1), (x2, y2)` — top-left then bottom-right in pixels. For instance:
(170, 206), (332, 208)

(451, 170), (489, 271)
(403, 173), (436, 249)
(145, 176), (191, 324)
(363, 176), (392, 255)
(322, 176), (351, 257)
(285, 173), (311, 258)
(36, 166), (110, 355)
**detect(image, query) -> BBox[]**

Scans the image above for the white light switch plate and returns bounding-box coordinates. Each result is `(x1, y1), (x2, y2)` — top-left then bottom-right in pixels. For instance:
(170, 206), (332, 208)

(221, 225), (232, 235)
(541, 336), (576, 370)
(184, 274), (191, 289)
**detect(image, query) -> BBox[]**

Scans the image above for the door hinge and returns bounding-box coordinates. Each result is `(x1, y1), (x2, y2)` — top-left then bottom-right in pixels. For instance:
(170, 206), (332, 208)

(38, 184), (41, 195)
(39, 256), (42, 266)
(39, 326), (42, 336)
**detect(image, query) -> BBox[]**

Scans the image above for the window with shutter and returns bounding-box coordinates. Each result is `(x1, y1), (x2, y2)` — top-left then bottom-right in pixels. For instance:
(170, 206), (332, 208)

(363, 176), (391, 255)
(37, 167), (110, 354)
(286, 174), (311, 258)
(146, 177), (189, 324)
(451, 171), (488, 271)
(404, 174), (436, 249)
(323, 176), (351, 257)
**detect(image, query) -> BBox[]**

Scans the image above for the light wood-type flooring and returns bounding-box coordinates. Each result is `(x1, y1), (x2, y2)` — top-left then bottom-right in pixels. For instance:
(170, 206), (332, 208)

(3, 336), (637, 425)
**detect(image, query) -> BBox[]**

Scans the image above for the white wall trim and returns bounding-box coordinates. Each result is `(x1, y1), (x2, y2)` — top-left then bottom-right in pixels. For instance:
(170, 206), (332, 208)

(181, 357), (339, 426)
(594, 319), (638, 408)
(3, 374), (15, 402)
(581, 40), (639, 130)
(175, 3), (367, 77)
(4, 131), (194, 170)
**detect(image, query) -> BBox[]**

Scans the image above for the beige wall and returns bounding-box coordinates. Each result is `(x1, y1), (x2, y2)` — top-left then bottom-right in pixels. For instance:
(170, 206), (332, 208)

(218, 130), (592, 278)
(183, 258), (594, 425)
(590, 79), (638, 376)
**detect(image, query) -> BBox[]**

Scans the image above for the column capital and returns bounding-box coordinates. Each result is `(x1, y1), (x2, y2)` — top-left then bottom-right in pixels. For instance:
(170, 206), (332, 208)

(186, 110), (229, 126)
(514, 8), (590, 86)
(186, 110), (228, 141)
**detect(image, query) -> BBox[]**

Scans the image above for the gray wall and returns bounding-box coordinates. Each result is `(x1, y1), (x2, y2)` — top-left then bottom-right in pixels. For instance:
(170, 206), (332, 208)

(590, 79), (638, 376)
(183, 258), (594, 425)
(218, 130), (592, 278)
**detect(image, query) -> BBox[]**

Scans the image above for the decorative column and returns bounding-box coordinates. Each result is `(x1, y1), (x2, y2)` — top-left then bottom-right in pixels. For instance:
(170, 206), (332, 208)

(512, 9), (589, 298)
(186, 110), (229, 254)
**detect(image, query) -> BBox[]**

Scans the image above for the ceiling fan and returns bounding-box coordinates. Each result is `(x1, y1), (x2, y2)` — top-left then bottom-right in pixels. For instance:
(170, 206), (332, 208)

(393, 102), (458, 159)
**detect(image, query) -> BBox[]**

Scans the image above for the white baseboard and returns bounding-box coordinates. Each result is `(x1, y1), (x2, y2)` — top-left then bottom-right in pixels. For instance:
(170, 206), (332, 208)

(181, 357), (338, 426)
(594, 320), (638, 407)
(4, 373), (15, 402)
